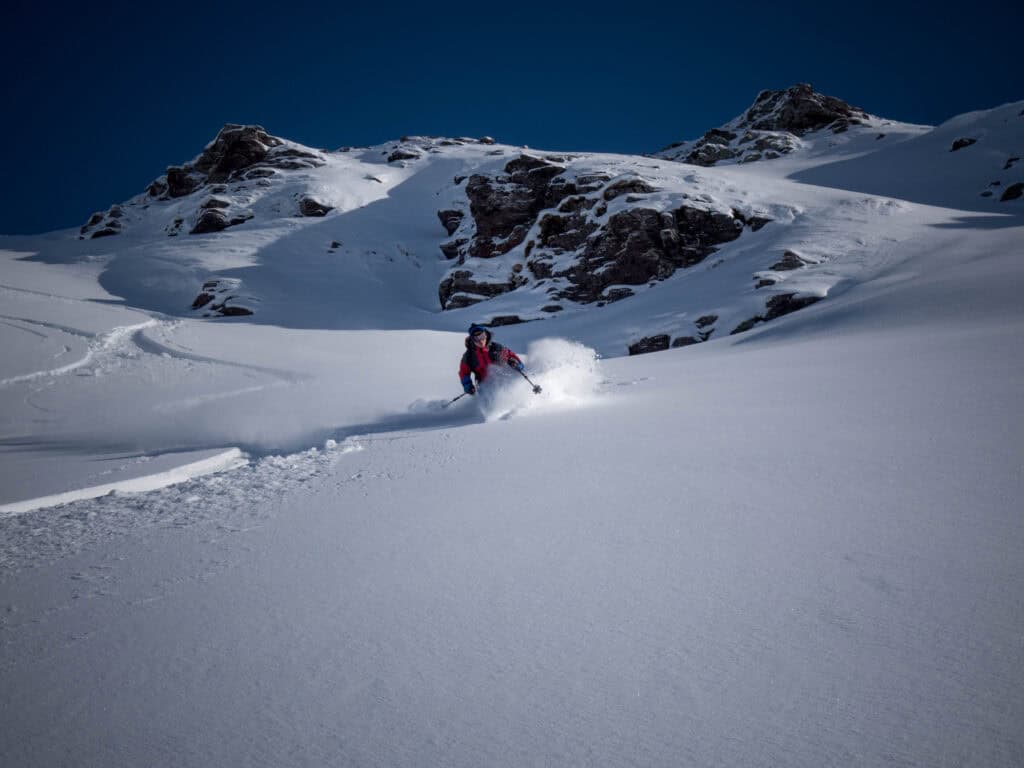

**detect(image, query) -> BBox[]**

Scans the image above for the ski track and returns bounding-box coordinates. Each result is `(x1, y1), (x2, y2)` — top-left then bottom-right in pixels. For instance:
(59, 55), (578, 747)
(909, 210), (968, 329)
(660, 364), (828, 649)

(132, 324), (309, 382)
(0, 441), (366, 575)
(0, 318), (157, 387)
(0, 362), (620, 569)
(0, 315), (305, 391)
(0, 280), (103, 304)
(0, 319), (49, 340)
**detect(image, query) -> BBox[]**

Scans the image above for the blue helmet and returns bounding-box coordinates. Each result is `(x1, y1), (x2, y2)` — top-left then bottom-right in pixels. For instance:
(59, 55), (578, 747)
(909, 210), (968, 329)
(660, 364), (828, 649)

(467, 323), (492, 346)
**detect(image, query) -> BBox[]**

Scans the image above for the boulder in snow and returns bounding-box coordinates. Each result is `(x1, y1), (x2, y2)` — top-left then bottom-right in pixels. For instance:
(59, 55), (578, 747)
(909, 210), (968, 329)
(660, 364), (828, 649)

(1000, 183), (1023, 202)
(628, 335), (670, 355)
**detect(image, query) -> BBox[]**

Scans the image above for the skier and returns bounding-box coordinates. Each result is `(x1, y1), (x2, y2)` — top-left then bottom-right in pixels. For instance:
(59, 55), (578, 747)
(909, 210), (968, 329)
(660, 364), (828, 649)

(459, 324), (525, 395)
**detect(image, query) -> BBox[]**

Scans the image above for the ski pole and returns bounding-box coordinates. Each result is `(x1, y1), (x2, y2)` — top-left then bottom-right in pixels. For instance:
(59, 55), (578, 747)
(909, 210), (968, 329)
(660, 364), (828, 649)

(443, 392), (468, 408)
(516, 368), (542, 394)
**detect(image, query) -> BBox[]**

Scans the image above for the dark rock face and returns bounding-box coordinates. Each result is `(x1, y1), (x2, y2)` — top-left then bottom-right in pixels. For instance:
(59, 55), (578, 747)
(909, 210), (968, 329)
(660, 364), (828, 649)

(191, 292), (214, 309)
(194, 124), (283, 180)
(730, 292), (822, 335)
(537, 211), (599, 252)
(685, 138), (742, 167)
(602, 178), (657, 201)
(439, 270), (519, 309)
(671, 336), (700, 347)
(950, 138), (977, 152)
(150, 124), (324, 202)
(191, 210), (230, 234)
(731, 209), (772, 231)
(765, 292), (820, 318)
(731, 317), (761, 335)
(1005, 157), (1020, 170)
(770, 250), (808, 270)
(460, 155), (567, 260)
(388, 149), (421, 163)
(80, 204), (133, 239)
(440, 238), (467, 259)
(190, 278), (254, 317)
(298, 197), (334, 217)
(743, 83), (867, 135)
(166, 166), (204, 198)
(1000, 183), (1023, 202)
(662, 84), (867, 167)
(437, 209), (464, 236)
(628, 334), (670, 355)
(440, 151), (748, 309)
(190, 208), (253, 234)
(548, 205), (742, 304)
(487, 315), (525, 326)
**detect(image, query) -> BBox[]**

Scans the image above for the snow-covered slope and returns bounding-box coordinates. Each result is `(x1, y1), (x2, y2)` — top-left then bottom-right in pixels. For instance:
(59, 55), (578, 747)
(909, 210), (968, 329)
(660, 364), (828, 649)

(10, 93), (1020, 352)
(792, 99), (1024, 210)
(1, 88), (1023, 768)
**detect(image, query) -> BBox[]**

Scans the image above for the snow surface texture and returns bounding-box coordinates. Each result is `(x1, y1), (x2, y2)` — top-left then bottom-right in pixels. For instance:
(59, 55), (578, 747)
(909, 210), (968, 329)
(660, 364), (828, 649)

(1, 96), (1023, 767)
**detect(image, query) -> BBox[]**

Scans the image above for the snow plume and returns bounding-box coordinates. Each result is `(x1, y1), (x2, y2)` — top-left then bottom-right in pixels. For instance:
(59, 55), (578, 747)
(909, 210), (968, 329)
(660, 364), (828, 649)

(477, 338), (601, 421)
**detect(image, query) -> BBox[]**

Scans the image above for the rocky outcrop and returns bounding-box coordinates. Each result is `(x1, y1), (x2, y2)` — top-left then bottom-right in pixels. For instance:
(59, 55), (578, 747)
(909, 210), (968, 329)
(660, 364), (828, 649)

(602, 178), (657, 201)
(298, 197), (334, 217)
(1000, 182), (1023, 202)
(188, 196), (254, 234)
(487, 315), (526, 326)
(770, 250), (808, 270)
(950, 138), (977, 152)
(190, 209), (254, 234)
(628, 334), (670, 355)
(189, 278), (254, 317)
(439, 270), (522, 309)
(671, 336), (700, 347)
(551, 206), (742, 303)
(660, 84), (870, 167)
(730, 292), (822, 335)
(741, 83), (868, 135)
(437, 209), (464, 236)
(439, 154), (752, 309)
(79, 205), (129, 239)
(148, 124), (325, 201)
(459, 155), (568, 260)
(388, 149), (421, 163)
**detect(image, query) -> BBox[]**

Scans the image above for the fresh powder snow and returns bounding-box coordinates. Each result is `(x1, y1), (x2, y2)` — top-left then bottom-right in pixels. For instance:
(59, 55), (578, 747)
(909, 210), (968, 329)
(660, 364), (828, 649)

(1, 93), (1022, 767)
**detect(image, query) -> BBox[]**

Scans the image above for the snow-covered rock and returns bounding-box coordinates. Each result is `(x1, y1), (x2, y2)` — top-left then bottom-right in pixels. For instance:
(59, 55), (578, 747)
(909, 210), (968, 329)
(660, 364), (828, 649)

(32, 87), (1022, 354)
(657, 83), (874, 166)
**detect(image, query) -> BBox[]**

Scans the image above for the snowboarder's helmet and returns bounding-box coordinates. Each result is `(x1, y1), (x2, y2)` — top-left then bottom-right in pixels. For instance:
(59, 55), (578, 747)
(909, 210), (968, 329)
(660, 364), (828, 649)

(468, 324), (488, 337)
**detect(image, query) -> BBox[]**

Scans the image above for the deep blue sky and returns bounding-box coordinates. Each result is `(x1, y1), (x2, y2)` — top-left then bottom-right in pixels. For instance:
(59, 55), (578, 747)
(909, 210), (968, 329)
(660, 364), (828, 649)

(2, 0), (1020, 235)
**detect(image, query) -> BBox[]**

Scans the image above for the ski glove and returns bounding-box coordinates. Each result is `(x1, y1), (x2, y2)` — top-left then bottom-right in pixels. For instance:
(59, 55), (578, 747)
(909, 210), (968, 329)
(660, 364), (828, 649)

(509, 359), (524, 372)
(464, 383), (476, 395)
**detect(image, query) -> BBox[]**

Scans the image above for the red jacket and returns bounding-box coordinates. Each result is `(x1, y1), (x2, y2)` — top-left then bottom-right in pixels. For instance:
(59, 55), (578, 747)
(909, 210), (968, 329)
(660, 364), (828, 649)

(459, 337), (522, 387)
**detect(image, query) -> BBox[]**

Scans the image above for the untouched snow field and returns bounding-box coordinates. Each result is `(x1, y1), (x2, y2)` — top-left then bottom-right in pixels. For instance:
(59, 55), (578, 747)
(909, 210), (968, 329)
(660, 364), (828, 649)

(1, 101), (1023, 766)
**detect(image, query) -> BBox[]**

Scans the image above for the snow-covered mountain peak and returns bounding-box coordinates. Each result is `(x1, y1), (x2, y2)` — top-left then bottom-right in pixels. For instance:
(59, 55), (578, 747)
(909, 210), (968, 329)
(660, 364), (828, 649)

(735, 83), (870, 135)
(27, 90), (1023, 350)
(656, 83), (911, 167)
